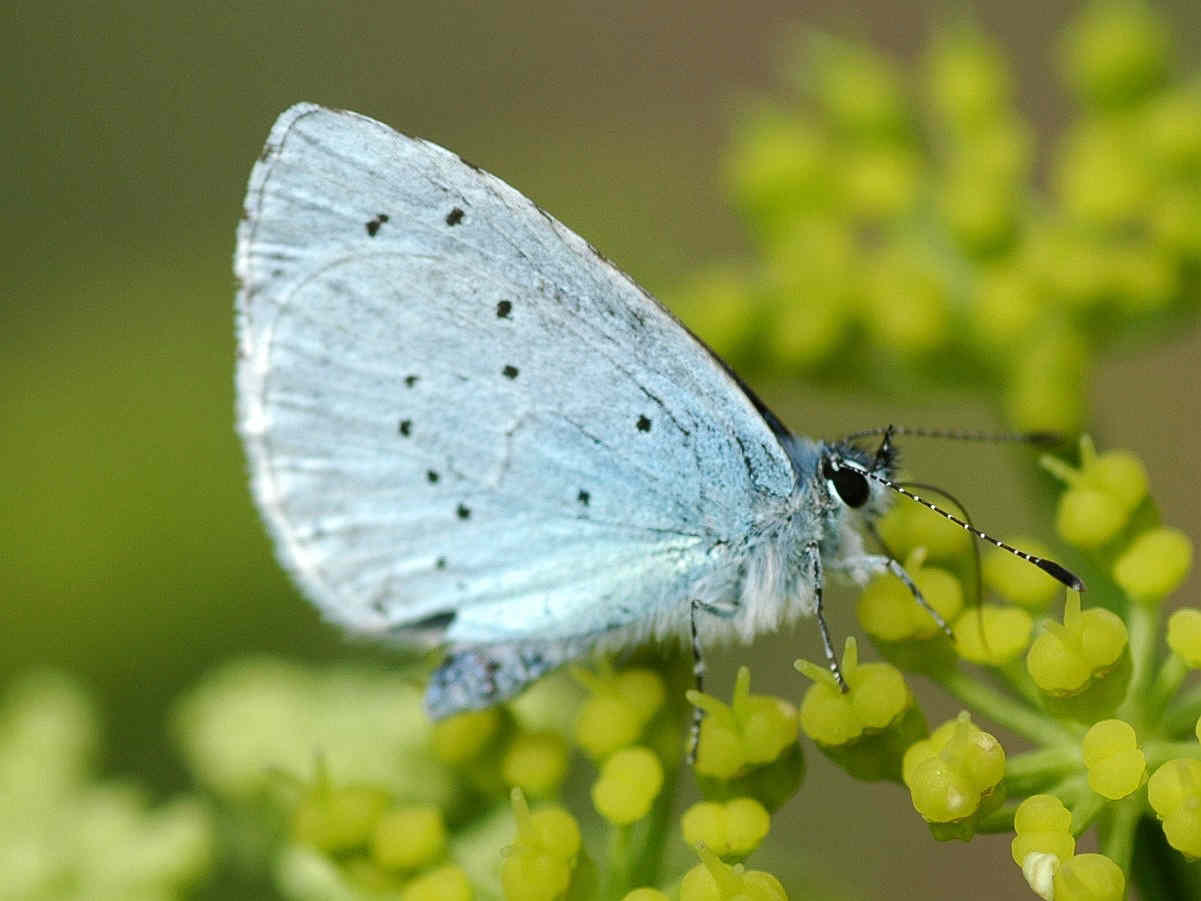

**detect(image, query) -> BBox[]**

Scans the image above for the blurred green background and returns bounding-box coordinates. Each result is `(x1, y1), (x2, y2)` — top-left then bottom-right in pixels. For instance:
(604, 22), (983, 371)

(3, 2), (1200, 898)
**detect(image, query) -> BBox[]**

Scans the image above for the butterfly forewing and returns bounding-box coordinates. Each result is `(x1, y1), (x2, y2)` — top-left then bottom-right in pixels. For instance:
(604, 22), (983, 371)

(235, 103), (797, 646)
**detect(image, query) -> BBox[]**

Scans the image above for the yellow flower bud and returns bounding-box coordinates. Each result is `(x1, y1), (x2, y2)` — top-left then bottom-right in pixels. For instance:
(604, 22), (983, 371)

(1169, 609), (1201, 667)
(573, 665), (667, 758)
(860, 244), (950, 355)
(856, 550), (963, 643)
(679, 844), (787, 901)
(1055, 489), (1127, 549)
(973, 264), (1042, 348)
(1081, 720), (1145, 800)
(797, 642), (912, 746)
(681, 798), (771, 858)
(623, 890), (670, 901)
(592, 746), (664, 825)
(688, 668), (798, 779)
(401, 864), (472, 901)
(1113, 527), (1193, 605)
(811, 39), (906, 137)
(926, 31), (1011, 126)
(433, 709), (501, 764)
(1148, 759), (1201, 858)
(1059, 0), (1168, 108)
(1044, 439), (1149, 547)
(372, 803), (446, 871)
(902, 713), (1005, 824)
(1052, 853), (1126, 901)
(501, 789), (579, 901)
(726, 114), (830, 246)
(983, 537), (1062, 609)
(1027, 594), (1127, 696)
(876, 499), (972, 561)
(1012, 794), (1075, 870)
(953, 606), (1033, 665)
(293, 784), (391, 853)
(842, 147), (921, 221)
(502, 731), (569, 799)
(1007, 336), (1089, 434)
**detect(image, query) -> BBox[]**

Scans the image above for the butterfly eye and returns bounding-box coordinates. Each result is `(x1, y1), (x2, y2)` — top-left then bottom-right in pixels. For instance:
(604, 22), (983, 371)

(822, 458), (870, 509)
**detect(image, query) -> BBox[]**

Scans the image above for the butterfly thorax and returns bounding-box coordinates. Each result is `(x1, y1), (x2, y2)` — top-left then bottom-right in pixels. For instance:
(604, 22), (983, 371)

(720, 435), (896, 643)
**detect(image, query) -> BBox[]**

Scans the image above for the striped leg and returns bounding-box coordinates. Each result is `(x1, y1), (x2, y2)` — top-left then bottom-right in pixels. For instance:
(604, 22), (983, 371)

(808, 542), (848, 692)
(687, 599), (706, 765)
(883, 557), (953, 638)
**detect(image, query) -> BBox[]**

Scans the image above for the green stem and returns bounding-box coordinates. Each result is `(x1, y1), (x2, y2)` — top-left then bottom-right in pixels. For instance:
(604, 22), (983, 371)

(603, 823), (632, 900)
(1069, 785), (1106, 835)
(1144, 740), (1201, 769)
(1005, 746), (1082, 794)
(628, 770), (676, 889)
(1171, 680), (1201, 714)
(1099, 797), (1140, 876)
(1162, 686), (1201, 738)
(999, 659), (1048, 710)
(1130, 814), (1201, 901)
(977, 803), (1018, 833)
(1146, 655), (1191, 726)
(939, 668), (1081, 747)
(1122, 604), (1162, 724)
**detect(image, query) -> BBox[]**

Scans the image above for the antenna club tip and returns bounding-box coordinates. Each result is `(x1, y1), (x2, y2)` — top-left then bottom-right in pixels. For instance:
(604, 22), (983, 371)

(1035, 557), (1086, 591)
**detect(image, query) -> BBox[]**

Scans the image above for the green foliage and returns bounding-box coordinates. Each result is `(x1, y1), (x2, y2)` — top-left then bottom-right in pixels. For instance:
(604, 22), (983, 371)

(5, 3), (1201, 900)
(671, 0), (1201, 433)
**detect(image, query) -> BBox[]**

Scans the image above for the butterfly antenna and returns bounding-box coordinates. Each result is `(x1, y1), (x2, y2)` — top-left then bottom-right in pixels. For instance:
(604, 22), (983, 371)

(839, 460), (1086, 591)
(894, 481), (991, 656)
(841, 426), (1067, 447)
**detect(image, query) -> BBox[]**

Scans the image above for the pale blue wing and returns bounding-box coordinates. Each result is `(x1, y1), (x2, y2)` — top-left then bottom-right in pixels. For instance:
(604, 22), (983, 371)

(235, 103), (797, 648)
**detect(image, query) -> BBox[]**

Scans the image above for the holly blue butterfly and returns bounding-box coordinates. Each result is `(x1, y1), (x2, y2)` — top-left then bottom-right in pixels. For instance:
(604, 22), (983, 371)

(235, 104), (1080, 728)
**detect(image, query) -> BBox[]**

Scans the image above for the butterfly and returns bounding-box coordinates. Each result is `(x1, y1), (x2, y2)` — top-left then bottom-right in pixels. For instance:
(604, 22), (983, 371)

(235, 104), (1080, 736)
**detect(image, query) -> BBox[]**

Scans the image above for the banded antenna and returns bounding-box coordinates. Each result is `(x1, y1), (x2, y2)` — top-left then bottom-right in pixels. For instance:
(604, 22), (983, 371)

(831, 454), (1085, 591)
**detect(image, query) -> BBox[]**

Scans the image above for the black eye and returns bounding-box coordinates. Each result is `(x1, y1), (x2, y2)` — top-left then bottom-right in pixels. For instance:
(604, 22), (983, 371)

(822, 459), (870, 508)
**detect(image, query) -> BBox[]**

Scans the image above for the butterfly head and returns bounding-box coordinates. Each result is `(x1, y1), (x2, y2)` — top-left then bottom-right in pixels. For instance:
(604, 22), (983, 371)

(819, 438), (897, 521)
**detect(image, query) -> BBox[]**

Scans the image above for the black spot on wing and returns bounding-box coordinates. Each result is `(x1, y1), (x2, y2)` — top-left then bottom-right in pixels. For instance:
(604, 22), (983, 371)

(502, 365), (519, 379)
(427, 470), (440, 483)
(577, 490), (590, 506)
(365, 213), (389, 236)
(404, 374), (419, 387)
(445, 207), (465, 226)
(435, 556), (447, 570)
(497, 300), (512, 318)
(636, 415), (652, 432)
(398, 419), (412, 436)
(456, 503), (471, 520)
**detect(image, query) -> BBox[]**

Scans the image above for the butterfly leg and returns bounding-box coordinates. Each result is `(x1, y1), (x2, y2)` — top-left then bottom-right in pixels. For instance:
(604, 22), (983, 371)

(686, 598), (740, 765)
(883, 556), (952, 638)
(807, 541), (848, 692)
(840, 551), (953, 640)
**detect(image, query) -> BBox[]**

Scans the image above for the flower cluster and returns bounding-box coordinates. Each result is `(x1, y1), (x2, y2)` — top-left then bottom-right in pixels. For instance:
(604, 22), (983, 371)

(671, 0), (1201, 435)
(0, 670), (213, 901)
(7, 4), (1200, 900)
(155, 643), (807, 900)
(787, 437), (1195, 900)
